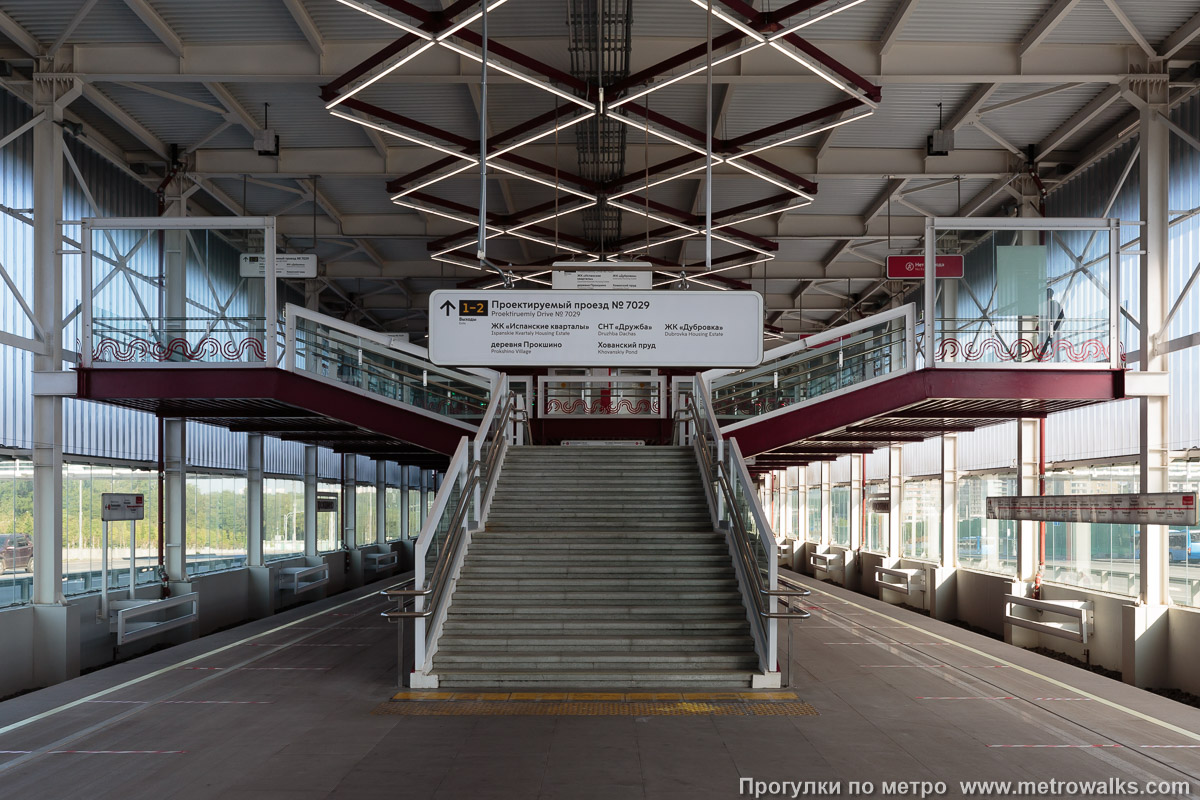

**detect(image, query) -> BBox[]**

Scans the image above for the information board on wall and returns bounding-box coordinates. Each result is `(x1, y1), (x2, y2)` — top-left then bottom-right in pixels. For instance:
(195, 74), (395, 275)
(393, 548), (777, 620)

(428, 290), (764, 368)
(239, 253), (318, 278)
(551, 271), (652, 290)
(986, 493), (1199, 526)
(101, 493), (145, 522)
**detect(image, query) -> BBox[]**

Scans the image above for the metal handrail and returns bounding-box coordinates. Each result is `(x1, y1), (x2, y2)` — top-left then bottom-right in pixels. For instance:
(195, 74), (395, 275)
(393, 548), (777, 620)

(683, 391), (810, 637)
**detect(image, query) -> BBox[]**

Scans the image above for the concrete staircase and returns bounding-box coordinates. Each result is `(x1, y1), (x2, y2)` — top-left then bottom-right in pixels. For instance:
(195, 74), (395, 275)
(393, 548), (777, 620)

(431, 445), (759, 688)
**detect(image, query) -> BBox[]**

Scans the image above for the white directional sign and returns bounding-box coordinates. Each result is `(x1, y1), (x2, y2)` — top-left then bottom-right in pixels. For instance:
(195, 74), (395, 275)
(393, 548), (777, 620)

(429, 290), (764, 368)
(101, 493), (145, 522)
(239, 253), (318, 278)
(987, 493), (1199, 526)
(551, 271), (652, 290)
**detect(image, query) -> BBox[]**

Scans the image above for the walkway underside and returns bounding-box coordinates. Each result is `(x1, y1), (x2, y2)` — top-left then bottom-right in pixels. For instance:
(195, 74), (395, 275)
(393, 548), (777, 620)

(75, 367), (467, 467)
(730, 367), (1126, 466)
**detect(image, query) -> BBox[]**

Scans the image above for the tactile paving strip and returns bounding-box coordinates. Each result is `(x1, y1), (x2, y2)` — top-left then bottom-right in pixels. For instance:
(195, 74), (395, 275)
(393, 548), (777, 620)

(374, 691), (818, 717)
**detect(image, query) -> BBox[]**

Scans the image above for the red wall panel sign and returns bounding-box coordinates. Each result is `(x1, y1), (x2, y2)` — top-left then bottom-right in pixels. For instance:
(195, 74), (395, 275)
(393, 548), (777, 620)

(886, 255), (965, 279)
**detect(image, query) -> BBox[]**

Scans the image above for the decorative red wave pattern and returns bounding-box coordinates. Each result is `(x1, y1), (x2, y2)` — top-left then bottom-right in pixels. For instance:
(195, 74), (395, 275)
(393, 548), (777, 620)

(93, 336), (266, 363)
(545, 398), (660, 416)
(935, 337), (1115, 363)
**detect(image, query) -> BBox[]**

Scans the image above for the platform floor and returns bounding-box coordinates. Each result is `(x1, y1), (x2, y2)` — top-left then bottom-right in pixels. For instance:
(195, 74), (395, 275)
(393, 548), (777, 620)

(2, 573), (1200, 799)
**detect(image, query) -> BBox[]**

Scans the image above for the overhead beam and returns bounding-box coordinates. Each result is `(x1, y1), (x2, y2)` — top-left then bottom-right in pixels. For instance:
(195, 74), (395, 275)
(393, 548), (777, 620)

(1019, 0), (1083, 58)
(282, 0), (325, 56)
(880, 0), (920, 57)
(48, 0), (101, 58)
(80, 83), (170, 160)
(1160, 9), (1200, 59)
(119, 0), (184, 57)
(0, 9), (40, 56)
(1037, 83), (1122, 156)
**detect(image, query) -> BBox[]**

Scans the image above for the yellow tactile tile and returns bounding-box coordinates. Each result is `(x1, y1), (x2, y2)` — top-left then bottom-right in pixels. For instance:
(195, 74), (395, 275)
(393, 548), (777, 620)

(373, 700), (819, 717)
(391, 691), (456, 701)
(680, 692), (743, 701)
(625, 693), (684, 701)
(450, 692), (511, 701)
(566, 692), (625, 701)
(507, 692), (567, 701)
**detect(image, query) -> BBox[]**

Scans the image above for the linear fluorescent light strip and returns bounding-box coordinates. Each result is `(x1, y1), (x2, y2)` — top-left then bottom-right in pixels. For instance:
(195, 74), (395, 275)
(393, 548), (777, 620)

(608, 113), (725, 160)
(438, 40), (595, 110)
(608, 164), (709, 201)
(712, 201), (811, 228)
(392, 198), (505, 232)
(609, 200), (701, 234)
(727, 159), (813, 199)
(330, 109), (476, 161)
(436, 0), (513, 40)
(653, 256), (773, 286)
(768, 41), (878, 108)
(488, 111), (596, 160)
(653, 270), (729, 290)
(505, 201), (597, 233)
(726, 108), (874, 161)
(608, 42), (765, 110)
(768, 0), (872, 40)
(390, 162), (478, 200)
(620, 230), (697, 255)
(434, 253), (487, 271)
(685, 0), (766, 41)
(331, 0), (432, 39)
(325, 40), (436, 109)
(431, 202), (596, 257)
(489, 163), (595, 201)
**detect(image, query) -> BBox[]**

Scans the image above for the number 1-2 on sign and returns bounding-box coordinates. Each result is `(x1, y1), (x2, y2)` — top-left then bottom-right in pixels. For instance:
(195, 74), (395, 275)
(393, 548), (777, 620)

(459, 300), (488, 317)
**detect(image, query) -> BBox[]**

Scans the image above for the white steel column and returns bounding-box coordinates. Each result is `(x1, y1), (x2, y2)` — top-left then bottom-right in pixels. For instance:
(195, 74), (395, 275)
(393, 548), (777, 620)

(1139, 88), (1170, 609)
(342, 453), (356, 549)
(376, 461), (387, 545)
(941, 434), (958, 569)
(31, 77), (65, 607)
(819, 462), (832, 547)
(849, 456), (863, 550)
(303, 445), (318, 558)
(1015, 418), (1040, 583)
(163, 419), (187, 587)
(247, 433), (264, 567)
(887, 445), (902, 559)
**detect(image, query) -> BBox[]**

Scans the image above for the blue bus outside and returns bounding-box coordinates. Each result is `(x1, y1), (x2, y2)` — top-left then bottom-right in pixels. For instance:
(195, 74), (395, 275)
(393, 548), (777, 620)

(1169, 530), (1200, 563)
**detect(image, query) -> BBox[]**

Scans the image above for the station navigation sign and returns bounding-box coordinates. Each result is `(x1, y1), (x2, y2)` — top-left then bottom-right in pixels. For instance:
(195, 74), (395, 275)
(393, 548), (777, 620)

(239, 253), (318, 278)
(428, 290), (764, 368)
(101, 493), (145, 522)
(885, 255), (965, 280)
(986, 493), (1198, 526)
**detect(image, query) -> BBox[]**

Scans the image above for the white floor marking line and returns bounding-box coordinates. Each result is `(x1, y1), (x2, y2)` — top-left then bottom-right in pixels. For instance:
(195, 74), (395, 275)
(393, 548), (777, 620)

(0, 580), (407, 739)
(793, 577), (1200, 745)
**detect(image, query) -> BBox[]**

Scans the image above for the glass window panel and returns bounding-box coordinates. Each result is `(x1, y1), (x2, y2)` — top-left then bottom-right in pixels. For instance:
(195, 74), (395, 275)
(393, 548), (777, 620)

(356, 484), (377, 547)
(264, 477), (305, 561)
(956, 472), (1018, 575)
(186, 473), (248, 576)
(0, 458), (33, 607)
(1169, 461), (1200, 607)
(901, 478), (940, 561)
(830, 485), (850, 547)
(317, 481), (341, 553)
(806, 487), (821, 542)
(385, 487), (403, 541)
(1043, 463), (1139, 596)
(864, 482), (888, 554)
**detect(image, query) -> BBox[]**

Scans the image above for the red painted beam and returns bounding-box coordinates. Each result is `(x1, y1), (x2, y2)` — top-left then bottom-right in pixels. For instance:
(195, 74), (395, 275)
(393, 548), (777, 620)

(340, 97), (475, 149)
(728, 368), (1124, 457)
(386, 156), (461, 195)
(321, 34), (419, 99)
(76, 368), (471, 456)
(613, 30), (745, 94)
(723, 97), (864, 149)
(779, 34), (882, 102)
(453, 29), (591, 95)
(740, 154), (818, 195)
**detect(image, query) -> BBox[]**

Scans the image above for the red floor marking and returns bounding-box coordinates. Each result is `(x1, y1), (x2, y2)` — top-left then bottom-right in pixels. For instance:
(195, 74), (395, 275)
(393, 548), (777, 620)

(50, 750), (186, 754)
(162, 701), (274, 705)
(1140, 745), (1200, 748)
(989, 744), (1122, 748)
(183, 667), (224, 671)
(86, 700), (147, 704)
(917, 697), (1016, 700)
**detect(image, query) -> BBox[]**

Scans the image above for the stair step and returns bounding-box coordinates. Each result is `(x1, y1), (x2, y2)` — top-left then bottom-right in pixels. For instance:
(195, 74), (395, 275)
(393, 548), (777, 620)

(441, 618), (749, 633)
(452, 594), (742, 605)
(433, 669), (756, 688)
(455, 578), (738, 590)
(434, 652), (759, 668)
(435, 634), (754, 652)
(460, 566), (735, 577)
(445, 605), (748, 618)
